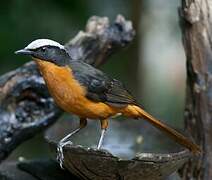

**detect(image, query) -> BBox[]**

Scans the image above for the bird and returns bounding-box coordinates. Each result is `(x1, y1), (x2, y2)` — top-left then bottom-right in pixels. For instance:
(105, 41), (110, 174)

(15, 39), (201, 168)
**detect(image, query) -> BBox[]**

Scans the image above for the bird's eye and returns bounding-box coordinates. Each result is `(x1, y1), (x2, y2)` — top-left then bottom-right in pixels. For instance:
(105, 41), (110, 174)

(41, 47), (46, 52)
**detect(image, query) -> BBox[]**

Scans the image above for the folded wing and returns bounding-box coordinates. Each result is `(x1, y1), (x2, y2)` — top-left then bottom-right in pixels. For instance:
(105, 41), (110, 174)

(70, 61), (137, 107)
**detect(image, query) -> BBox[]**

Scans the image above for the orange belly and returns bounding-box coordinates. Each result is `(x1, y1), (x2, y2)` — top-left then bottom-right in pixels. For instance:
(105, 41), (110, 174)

(35, 59), (120, 119)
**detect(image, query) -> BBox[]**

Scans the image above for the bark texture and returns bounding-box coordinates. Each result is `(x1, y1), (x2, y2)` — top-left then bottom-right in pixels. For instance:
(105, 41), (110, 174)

(180, 0), (212, 179)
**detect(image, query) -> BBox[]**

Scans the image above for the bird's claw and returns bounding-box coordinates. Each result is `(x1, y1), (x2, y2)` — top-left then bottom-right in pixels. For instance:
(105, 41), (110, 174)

(56, 141), (73, 169)
(57, 144), (64, 169)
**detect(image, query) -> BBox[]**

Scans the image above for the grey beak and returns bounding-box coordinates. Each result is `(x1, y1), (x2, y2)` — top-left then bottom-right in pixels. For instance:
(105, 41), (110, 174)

(15, 49), (33, 55)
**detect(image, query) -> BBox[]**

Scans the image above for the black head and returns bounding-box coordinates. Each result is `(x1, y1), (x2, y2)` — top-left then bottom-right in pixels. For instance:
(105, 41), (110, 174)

(15, 39), (70, 66)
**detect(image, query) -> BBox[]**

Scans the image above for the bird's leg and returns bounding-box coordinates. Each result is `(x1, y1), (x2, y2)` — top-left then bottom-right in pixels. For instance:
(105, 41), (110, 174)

(57, 118), (87, 168)
(97, 119), (108, 149)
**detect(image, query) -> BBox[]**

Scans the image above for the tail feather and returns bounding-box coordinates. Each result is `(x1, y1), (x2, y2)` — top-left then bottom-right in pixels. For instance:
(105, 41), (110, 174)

(127, 105), (201, 154)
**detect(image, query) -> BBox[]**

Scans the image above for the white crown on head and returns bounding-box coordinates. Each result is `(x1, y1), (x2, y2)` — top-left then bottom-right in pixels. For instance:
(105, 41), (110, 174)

(25, 39), (64, 50)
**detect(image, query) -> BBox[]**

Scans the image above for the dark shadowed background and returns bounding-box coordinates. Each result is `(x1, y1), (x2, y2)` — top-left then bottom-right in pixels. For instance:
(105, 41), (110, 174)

(0, 0), (186, 161)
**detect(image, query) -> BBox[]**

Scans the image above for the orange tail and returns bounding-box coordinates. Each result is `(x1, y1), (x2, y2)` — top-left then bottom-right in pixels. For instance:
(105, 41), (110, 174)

(124, 105), (201, 154)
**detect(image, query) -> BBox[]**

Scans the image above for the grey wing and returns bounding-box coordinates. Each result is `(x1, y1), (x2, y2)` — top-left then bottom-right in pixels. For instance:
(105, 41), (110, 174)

(70, 61), (137, 107)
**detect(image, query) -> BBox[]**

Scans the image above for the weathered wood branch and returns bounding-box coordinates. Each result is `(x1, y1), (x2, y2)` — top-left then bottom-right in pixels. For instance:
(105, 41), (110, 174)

(0, 15), (135, 162)
(46, 131), (191, 180)
(179, 0), (212, 179)
(67, 15), (135, 67)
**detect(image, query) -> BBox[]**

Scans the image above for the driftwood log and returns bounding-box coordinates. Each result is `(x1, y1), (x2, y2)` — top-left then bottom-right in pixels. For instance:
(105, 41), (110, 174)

(0, 14), (197, 179)
(179, 0), (212, 179)
(46, 132), (191, 180)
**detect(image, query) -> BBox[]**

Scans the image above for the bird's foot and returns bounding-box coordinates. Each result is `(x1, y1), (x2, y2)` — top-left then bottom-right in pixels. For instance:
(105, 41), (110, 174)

(57, 141), (73, 169)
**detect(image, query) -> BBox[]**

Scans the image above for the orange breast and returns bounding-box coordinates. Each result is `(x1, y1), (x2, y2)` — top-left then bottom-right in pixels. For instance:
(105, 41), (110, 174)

(35, 59), (119, 119)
